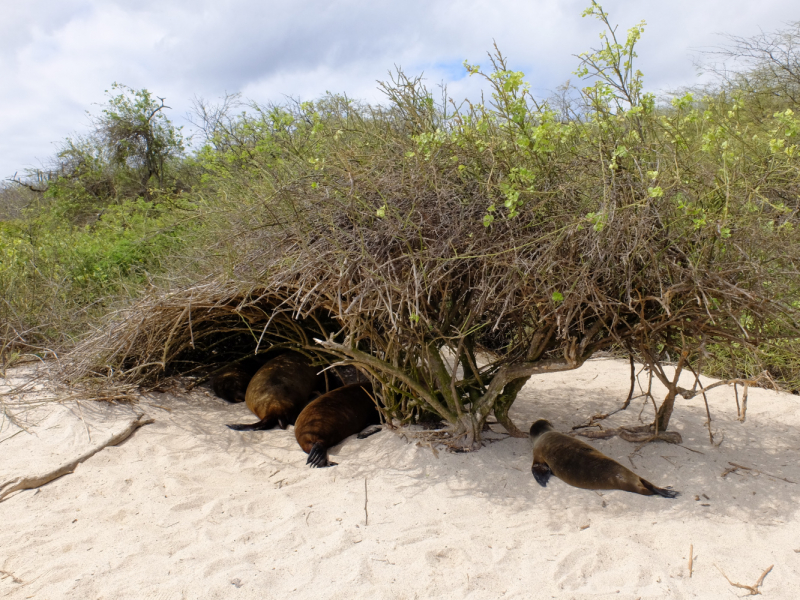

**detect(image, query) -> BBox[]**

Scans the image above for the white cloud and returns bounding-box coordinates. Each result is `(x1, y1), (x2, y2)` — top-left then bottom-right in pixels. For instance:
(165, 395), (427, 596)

(1, 0), (796, 179)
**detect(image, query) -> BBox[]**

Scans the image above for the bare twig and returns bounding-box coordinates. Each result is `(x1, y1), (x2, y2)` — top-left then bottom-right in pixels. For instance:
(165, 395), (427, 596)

(739, 384), (749, 423)
(0, 569), (23, 584)
(716, 564), (773, 596)
(722, 462), (796, 484)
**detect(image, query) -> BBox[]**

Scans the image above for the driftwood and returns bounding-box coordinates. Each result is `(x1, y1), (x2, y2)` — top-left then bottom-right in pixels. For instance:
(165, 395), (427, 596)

(0, 413), (153, 502)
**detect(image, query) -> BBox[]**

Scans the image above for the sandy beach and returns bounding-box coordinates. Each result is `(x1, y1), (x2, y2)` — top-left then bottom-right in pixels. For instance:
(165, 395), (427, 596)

(2, 357), (799, 599)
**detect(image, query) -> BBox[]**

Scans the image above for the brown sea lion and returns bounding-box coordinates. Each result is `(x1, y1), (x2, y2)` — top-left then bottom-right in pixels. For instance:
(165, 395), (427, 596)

(210, 357), (267, 404)
(530, 419), (679, 498)
(226, 353), (320, 431)
(294, 383), (382, 468)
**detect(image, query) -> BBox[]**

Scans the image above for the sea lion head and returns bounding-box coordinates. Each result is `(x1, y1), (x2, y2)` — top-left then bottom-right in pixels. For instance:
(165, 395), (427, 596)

(529, 419), (554, 440)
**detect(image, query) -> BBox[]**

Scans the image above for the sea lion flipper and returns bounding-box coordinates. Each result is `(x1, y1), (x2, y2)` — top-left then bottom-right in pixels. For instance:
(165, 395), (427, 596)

(295, 383), (377, 468)
(640, 479), (680, 498)
(226, 417), (278, 431)
(277, 418), (288, 430)
(307, 442), (331, 468)
(532, 462), (552, 487)
(356, 425), (382, 439)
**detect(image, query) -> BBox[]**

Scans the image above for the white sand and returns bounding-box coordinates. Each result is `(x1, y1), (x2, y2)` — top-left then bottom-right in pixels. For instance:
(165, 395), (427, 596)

(2, 358), (799, 599)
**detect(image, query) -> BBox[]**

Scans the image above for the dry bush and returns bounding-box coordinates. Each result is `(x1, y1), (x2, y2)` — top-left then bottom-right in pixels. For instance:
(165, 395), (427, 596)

(65, 5), (800, 448)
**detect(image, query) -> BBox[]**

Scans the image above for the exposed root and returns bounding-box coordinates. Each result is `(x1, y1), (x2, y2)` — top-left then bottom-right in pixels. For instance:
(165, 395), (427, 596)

(494, 414), (528, 438)
(576, 424), (682, 445)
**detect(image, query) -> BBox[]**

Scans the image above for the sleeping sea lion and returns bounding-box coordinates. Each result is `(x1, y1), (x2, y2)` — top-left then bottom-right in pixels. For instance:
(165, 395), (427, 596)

(294, 383), (382, 468)
(226, 353), (320, 431)
(210, 357), (266, 403)
(530, 419), (679, 498)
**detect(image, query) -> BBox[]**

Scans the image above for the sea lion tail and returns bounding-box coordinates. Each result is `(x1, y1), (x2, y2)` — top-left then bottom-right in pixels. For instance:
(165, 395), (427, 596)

(357, 425), (382, 439)
(307, 442), (334, 468)
(226, 417), (279, 431)
(641, 479), (680, 498)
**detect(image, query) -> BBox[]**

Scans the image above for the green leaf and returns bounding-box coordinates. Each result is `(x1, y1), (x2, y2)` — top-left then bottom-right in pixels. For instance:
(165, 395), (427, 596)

(552, 291), (564, 303)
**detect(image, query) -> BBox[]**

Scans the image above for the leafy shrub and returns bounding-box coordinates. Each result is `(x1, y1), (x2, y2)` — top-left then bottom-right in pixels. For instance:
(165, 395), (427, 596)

(0, 195), (193, 353)
(66, 3), (799, 448)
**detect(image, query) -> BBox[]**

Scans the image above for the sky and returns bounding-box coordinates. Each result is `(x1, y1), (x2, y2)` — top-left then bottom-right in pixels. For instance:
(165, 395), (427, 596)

(1, 0), (797, 180)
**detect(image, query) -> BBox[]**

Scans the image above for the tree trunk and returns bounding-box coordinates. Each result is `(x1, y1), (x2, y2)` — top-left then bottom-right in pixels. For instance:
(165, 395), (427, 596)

(453, 414), (482, 450)
(653, 388), (677, 433)
(493, 377), (530, 438)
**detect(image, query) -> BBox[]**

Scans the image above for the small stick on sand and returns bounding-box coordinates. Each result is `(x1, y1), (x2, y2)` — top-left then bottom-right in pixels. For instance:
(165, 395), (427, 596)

(716, 564), (773, 595)
(700, 390), (714, 445)
(0, 430), (24, 445)
(739, 384), (749, 423)
(725, 462), (796, 484)
(0, 569), (23, 584)
(688, 544), (693, 577)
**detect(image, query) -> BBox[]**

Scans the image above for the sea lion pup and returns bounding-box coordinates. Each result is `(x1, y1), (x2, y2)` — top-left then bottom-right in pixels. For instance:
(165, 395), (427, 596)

(294, 383), (382, 468)
(530, 419), (679, 498)
(210, 357), (265, 404)
(226, 353), (319, 431)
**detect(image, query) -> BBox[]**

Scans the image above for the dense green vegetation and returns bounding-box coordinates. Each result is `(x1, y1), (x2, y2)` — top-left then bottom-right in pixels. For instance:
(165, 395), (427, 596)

(1, 84), (196, 354)
(2, 3), (798, 445)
